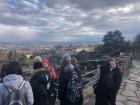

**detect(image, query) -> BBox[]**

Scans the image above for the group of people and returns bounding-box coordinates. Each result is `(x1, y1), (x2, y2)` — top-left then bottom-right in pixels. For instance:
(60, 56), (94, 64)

(0, 54), (122, 105)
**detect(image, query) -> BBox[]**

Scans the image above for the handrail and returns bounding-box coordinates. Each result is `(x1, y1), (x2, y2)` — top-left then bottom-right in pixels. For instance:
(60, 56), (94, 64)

(82, 68), (100, 89)
(82, 68), (99, 77)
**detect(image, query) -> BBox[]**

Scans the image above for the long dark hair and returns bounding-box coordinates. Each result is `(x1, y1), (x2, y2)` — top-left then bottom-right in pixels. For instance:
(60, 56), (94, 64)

(0, 64), (9, 81)
(100, 64), (113, 87)
(6, 61), (23, 76)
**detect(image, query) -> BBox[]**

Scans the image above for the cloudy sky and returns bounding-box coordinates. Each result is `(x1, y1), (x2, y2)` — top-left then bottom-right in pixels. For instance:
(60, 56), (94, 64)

(0, 0), (140, 43)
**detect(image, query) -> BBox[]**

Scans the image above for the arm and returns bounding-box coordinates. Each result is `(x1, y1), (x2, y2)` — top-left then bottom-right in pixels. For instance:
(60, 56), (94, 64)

(58, 72), (66, 100)
(0, 84), (3, 104)
(58, 71), (72, 100)
(114, 71), (122, 93)
(24, 81), (34, 105)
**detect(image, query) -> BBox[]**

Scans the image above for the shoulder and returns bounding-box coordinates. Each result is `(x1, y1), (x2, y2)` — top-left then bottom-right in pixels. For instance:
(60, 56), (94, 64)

(24, 81), (31, 88)
(112, 68), (122, 73)
(115, 68), (122, 75)
(31, 69), (48, 78)
(64, 64), (74, 72)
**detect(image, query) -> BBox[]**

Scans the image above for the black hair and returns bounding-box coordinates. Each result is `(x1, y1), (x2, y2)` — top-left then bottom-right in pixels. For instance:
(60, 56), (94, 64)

(33, 62), (43, 70)
(100, 64), (113, 87)
(100, 64), (111, 76)
(0, 64), (9, 79)
(6, 61), (23, 76)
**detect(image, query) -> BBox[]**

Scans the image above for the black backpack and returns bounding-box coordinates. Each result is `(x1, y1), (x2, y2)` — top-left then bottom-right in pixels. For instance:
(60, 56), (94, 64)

(66, 71), (82, 103)
(4, 81), (27, 105)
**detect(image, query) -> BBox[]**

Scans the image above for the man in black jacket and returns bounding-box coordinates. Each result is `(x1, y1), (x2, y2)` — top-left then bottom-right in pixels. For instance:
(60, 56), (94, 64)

(30, 56), (56, 105)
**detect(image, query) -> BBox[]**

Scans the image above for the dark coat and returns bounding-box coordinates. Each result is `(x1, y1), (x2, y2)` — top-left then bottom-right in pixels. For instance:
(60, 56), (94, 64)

(30, 69), (56, 105)
(74, 65), (83, 105)
(94, 76), (115, 105)
(111, 68), (122, 97)
(58, 64), (83, 105)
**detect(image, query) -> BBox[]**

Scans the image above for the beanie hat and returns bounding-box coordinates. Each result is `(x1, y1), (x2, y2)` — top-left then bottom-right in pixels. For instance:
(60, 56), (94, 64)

(34, 56), (42, 63)
(62, 54), (71, 62)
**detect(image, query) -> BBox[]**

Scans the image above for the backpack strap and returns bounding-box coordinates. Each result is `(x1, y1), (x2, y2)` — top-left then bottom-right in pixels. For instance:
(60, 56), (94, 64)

(3, 81), (26, 92)
(3, 84), (11, 92)
(19, 80), (26, 91)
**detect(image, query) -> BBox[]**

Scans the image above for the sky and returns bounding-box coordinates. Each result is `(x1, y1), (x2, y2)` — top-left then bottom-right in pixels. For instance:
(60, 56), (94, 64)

(0, 0), (140, 43)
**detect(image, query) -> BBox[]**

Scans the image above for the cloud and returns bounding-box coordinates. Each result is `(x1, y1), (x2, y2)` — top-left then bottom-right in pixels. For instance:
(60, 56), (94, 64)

(68, 0), (140, 11)
(0, 0), (5, 8)
(0, 24), (38, 41)
(0, 0), (140, 42)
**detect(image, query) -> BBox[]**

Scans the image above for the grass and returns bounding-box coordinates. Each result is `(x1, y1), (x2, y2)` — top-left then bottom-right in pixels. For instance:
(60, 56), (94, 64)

(84, 88), (95, 98)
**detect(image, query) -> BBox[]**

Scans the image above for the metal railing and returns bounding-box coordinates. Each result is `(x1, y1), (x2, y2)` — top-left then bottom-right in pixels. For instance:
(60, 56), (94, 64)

(82, 68), (100, 89)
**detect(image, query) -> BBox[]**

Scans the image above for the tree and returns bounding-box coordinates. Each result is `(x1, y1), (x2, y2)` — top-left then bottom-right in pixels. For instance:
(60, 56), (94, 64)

(134, 33), (140, 45)
(124, 41), (132, 53)
(102, 30), (125, 54)
(133, 34), (140, 59)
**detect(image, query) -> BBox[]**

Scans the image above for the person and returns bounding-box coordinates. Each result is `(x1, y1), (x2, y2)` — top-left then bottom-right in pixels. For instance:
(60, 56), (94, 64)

(58, 54), (83, 105)
(43, 58), (58, 81)
(30, 56), (56, 105)
(43, 58), (58, 105)
(94, 64), (115, 105)
(0, 61), (34, 105)
(109, 60), (122, 105)
(71, 57), (83, 105)
(71, 57), (82, 78)
(33, 56), (43, 70)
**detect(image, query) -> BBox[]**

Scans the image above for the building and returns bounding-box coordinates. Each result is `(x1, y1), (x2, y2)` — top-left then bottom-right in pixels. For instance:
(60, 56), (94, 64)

(0, 48), (9, 62)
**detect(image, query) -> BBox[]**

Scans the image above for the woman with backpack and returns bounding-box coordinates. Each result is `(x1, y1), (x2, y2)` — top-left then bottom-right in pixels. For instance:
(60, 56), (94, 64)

(58, 54), (83, 105)
(30, 56), (57, 105)
(94, 64), (115, 105)
(0, 61), (34, 105)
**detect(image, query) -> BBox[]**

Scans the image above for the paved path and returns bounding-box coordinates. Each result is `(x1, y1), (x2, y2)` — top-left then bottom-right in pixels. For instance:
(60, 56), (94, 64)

(117, 61), (140, 105)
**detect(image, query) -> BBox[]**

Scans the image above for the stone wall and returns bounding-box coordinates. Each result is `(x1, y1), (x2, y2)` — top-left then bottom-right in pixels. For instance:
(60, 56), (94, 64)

(133, 45), (140, 60)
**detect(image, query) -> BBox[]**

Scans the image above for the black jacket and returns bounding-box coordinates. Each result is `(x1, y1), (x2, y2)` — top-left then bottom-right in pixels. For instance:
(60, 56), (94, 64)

(74, 65), (83, 105)
(30, 69), (56, 105)
(58, 64), (83, 105)
(111, 68), (122, 96)
(94, 77), (115, 105)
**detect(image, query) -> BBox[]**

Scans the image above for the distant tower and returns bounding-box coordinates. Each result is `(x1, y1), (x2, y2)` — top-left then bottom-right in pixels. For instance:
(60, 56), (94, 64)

(8, 49), (17, 62)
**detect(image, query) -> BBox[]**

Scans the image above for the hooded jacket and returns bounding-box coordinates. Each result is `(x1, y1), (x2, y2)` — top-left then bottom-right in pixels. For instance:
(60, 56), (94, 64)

(58, 64), (83, 105)
(30, 68), (56, 105)
(0, 74), (34, 105)
(58, 64), (74, 101)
